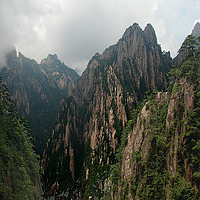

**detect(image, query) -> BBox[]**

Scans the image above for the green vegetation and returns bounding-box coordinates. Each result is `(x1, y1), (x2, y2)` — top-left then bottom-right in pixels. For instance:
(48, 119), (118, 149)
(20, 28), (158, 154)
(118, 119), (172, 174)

(0, 78), (40, 200)
(108, 90), (169, 199)
(137, 97), (169, 199)
(170, 173), (196, 200)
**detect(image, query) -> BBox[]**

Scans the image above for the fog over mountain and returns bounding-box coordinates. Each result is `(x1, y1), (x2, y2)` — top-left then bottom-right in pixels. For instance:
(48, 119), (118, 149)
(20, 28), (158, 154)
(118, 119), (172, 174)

(0, 0), (200, 72)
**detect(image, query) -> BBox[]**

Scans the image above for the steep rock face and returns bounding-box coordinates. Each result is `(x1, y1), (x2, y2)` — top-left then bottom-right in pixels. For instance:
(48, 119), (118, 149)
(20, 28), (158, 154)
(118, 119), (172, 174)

(41, 96), (78, 199)
(191, 22), (200, 38)
(41, 23), (172, 199)
(73, 22), (171, 148)
(0, 50), (79, 155)
(117, 79), (195, 199)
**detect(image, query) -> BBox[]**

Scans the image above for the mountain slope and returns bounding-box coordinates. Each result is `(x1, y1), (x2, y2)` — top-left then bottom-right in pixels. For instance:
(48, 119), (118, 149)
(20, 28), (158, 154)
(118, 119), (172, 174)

(112, 37), (200, 199)
(0, 50), (79, 155)
(41, 23), (172, 199)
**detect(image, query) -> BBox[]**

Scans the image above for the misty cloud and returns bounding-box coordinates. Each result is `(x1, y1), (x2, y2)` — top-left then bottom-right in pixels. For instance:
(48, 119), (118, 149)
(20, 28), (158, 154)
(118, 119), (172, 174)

(0, 0), (200, 71)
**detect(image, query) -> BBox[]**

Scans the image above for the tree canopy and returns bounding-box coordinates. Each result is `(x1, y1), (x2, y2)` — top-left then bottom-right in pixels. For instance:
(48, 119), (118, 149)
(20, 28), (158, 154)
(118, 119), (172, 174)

(179, 34), (199, 58)
(0, 78), (40, 200)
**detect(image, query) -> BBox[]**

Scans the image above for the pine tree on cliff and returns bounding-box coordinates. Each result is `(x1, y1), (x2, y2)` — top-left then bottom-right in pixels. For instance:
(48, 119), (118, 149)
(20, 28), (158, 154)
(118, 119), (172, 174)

(179, 35), (199, 58)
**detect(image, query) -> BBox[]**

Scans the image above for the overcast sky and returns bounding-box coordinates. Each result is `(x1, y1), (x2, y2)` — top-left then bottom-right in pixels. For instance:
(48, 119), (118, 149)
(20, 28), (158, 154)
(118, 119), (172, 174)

(0, 0), (200, 72)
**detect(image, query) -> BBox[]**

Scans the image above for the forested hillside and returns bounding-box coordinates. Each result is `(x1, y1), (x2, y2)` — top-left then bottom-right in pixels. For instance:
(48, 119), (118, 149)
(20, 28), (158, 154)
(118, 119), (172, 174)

(0, 78), (40, 199)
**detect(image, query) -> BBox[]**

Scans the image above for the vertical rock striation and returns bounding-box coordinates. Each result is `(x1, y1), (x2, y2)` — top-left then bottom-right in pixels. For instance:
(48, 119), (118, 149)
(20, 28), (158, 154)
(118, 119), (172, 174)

(41, 23), (172, 199)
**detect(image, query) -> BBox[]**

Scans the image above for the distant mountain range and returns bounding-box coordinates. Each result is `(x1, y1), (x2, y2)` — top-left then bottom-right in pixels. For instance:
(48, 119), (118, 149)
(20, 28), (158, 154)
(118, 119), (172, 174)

(0, 51), (79, 155)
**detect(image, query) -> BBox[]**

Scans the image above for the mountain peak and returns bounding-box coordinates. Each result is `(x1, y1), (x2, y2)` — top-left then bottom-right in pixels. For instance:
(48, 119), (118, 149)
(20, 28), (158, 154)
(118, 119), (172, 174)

(173, 22), (200, 66)
(123, 23), (157, 46)
(18, 52), (25, 58)
(47, 54), (58, 60)
(6, 48), (17, 60)
(122, 22), (142, 39)
(40, 54), (59, 65)
(144, 23), (157, 46)
(191, 22), (200, 38)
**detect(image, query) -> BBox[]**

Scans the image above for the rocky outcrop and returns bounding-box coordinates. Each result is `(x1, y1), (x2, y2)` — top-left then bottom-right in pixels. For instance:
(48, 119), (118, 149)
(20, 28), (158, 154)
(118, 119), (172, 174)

(191, 22), (200, 38)
(41, 23), (172, 199)
(0, 51), (79, 155)
(117, 31), (200, 199)
(40, 54), (78, 91)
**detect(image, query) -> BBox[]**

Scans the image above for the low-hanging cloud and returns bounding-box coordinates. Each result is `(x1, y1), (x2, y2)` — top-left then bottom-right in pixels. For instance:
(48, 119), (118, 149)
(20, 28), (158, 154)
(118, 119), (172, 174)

(0, 0), (200, 71)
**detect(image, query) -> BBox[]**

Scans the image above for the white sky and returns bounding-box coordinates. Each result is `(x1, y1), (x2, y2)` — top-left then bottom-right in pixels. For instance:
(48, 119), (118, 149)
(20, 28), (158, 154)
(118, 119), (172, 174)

(0, 0), (200, 72)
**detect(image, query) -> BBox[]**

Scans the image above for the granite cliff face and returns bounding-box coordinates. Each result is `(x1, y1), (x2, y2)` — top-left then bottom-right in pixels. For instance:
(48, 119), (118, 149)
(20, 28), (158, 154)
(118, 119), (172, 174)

(41, 23), (172, 199)
(191, 22), (200, 38)
(0, 51), (79, 155)
(117, 79), (195, 199)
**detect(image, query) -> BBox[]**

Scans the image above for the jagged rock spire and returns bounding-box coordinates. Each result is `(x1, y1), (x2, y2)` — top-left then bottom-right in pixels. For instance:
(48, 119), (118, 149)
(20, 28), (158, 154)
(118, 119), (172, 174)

(191, 22), (200, 38)
(144, 23), (158, 46)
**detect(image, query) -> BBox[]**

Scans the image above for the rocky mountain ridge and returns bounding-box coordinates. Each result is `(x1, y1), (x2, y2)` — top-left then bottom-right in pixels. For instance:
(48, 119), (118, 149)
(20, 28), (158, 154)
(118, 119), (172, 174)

(41, 22), (172, 199)
(0, 50), (79, 155)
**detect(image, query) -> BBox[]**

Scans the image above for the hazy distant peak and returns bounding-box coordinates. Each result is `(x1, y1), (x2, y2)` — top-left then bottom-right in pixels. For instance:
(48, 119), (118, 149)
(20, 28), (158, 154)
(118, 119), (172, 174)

(40, 54), (59, 65)
(47, 54), (58, 60)
(6, 48), (17, 59)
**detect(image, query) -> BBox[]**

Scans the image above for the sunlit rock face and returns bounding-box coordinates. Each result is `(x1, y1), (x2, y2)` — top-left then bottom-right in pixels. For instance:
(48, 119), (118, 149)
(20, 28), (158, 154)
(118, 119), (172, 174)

(41, 23), (172, 199)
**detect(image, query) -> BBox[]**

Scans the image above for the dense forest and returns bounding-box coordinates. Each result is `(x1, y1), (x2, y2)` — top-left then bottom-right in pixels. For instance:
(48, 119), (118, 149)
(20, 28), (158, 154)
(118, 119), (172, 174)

(0, 78), (40, 199)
